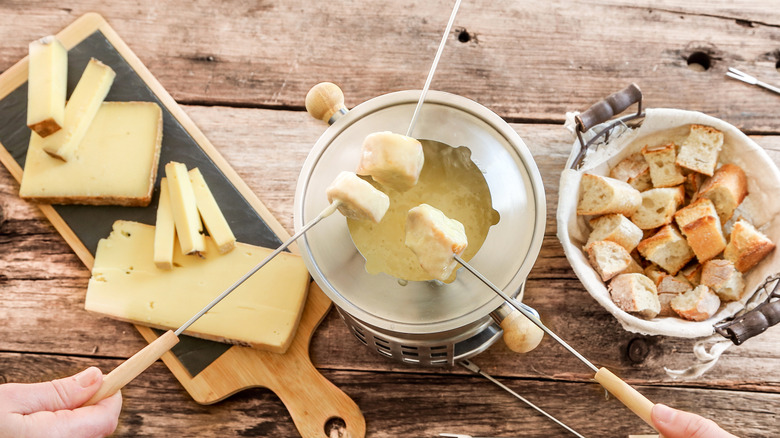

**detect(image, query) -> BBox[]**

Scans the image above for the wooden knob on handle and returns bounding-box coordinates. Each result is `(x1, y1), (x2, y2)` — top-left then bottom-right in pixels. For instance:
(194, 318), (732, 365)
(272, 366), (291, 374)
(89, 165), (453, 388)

(501, 308), (544, 353)
(594, 367), (656, 429)
(305, 82), (347, 124)
(84, 330), (180, 406)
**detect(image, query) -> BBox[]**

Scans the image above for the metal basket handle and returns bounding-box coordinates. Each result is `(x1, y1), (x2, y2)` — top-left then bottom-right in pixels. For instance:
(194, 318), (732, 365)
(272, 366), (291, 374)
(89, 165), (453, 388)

(714, 274), (780, 345)
(571, 83), (644, 169)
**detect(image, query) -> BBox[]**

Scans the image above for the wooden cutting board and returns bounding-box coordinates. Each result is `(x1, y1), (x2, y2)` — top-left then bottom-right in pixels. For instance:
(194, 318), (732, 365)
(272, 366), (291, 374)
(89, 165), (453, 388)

(0, 12), (364, 438)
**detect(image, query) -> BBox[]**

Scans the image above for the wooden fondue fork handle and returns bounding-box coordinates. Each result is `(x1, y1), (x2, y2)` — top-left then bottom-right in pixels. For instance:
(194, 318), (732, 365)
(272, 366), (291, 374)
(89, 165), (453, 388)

(84, 330), (180, 406)
(594, 367), (655, 426)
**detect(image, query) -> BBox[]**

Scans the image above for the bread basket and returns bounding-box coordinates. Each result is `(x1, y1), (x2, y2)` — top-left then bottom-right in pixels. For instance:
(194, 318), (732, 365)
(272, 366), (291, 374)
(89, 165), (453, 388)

(557, 85), (780, 339)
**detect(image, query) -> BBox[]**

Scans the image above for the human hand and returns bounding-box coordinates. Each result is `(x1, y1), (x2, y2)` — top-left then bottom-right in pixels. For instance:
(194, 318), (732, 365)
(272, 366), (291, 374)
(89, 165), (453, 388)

(0, 367), (122, 438)
(651, 403), (738, 438)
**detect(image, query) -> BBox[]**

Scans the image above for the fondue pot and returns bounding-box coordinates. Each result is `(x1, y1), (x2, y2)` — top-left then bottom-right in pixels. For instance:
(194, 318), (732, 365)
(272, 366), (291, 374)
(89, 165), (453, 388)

(294, 84), (546, 366)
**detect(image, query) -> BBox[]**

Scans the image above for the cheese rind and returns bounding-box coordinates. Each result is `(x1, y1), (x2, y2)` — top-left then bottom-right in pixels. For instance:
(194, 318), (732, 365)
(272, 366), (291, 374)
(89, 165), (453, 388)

(153, 178), (176, 269)
(165, 162), (206, 255)
(189, 168), (236, 253)
(85, 221), (310, 353)
(19, 101), (163, 206)
(41, 58), (115, 161)
(27, 36), (67, 137)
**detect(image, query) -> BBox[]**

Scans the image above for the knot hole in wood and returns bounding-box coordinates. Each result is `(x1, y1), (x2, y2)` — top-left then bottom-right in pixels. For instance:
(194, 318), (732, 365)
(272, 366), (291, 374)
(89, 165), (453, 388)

(626, 337), (651, 364)
(687, 51), (712, 71)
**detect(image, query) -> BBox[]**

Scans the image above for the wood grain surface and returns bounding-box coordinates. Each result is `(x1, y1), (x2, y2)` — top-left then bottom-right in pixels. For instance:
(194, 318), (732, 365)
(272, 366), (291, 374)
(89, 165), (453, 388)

(2, 1), (780, 437)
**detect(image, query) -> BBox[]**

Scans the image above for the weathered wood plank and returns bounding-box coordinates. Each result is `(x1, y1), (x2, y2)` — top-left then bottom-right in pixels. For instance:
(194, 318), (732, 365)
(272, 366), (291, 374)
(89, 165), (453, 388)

(2, 106), (779, 397)
(1, 352), (777, 437)
(0, 1), (779, 131)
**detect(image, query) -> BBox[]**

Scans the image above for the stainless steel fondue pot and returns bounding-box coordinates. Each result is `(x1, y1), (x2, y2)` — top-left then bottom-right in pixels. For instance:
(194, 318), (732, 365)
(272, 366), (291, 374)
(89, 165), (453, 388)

(294, 87), (546, 366)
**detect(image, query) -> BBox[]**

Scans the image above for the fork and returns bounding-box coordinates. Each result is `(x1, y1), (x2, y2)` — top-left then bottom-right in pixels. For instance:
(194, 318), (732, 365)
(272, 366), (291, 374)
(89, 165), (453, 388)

(726, 67), (780, 95)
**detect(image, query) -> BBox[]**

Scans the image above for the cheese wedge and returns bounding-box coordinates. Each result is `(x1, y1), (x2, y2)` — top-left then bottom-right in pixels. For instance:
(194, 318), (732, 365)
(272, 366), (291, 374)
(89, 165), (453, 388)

(165, 162), (205, 255)
(189, 168), (236, 253)
(42, 58), (115, 161)
(153, 178), (176, 269)
(27, 36), (67, 137)
(85, 221), (310, 353)
(19, 101), (163, 206)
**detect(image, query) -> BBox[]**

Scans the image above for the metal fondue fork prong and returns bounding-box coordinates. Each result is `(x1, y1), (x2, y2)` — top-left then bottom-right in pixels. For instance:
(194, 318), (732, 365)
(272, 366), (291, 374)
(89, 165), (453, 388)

(453, 255), (658, 430)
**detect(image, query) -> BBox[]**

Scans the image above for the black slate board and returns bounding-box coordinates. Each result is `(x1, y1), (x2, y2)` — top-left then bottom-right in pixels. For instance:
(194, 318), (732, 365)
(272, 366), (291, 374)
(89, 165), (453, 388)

(0, 31), (284, 377)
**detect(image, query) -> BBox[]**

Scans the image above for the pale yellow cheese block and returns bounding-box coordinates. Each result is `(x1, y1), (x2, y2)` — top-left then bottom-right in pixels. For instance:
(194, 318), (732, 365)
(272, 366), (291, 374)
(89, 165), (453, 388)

(165, 162), (205, 255)
(189, 167), (236, 253)
(19, 101), (163, 206)
(27, 36), (67, 137)
(153, 177), (176, 270)
(42, 58), (115, 161)
(85, 220), (311, 353)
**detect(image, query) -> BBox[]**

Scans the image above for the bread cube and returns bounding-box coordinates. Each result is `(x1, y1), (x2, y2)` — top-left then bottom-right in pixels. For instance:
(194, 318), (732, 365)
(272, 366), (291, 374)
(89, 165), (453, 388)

(630, 186), (684, 230)
(680, 263), (702, 286)
(674, 198), (726, 263)
(657, 273), (693, 295)
(609, 153), (652, 191)
(724, 218), (776, 272)
(356, 131), (424, 192)
(637, 225), (695, 275)
(676, 125), (724, 176)
(608, 273), (661, 319)
(326, 171), (390, 223)
(642, 143), (686, 188)
(577, 174), (642, 216)
(671, 285), (721, 321)
(695, 164), (748, 223)
(585, 240), (634, 281)
(586, 214), (643, 252)
(644, 264), (665, 285)
(658, 292), (683, 317)
(405, 204), (468, 282)
(700, 259), (745, 302)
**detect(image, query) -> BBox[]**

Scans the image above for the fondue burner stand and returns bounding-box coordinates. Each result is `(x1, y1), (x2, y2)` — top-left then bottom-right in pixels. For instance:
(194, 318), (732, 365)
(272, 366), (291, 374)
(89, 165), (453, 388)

(296, 85), (547, 367)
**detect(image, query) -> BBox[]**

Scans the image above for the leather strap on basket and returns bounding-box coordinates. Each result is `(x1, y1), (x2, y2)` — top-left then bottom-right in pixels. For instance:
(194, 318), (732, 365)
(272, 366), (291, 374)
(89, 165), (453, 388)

(714, 274), (780, 345)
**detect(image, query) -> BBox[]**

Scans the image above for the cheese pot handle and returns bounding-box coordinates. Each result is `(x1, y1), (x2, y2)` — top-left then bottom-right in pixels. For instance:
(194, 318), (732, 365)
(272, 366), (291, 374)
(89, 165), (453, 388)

(575, 83), (642, 132)
(84, 330), (180, 406)
(305, 82), (348, 125)
(500, 307), (545, 353)
(714, 297), (780, 345)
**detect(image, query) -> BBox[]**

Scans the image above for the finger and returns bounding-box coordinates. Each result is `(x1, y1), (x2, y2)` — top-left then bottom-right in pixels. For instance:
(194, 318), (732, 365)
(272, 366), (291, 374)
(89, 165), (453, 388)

(651, 404), (738, 438)
(19, 390), (122, 438)
(0, 367), (103, 414)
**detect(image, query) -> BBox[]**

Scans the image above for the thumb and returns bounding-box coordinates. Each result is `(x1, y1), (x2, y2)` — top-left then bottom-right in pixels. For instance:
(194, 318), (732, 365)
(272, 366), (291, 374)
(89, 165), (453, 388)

(651, 404), (737, 438)
(4, 367), (104, 414)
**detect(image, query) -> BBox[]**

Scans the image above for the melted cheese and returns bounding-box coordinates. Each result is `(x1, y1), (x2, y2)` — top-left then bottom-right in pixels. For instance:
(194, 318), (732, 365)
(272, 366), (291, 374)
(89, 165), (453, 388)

(356, 131), (424, 192)
(326, 171), (390, 223)
(348, 140), (499, 282)
(41, 58), (115, 161)
(27, 36), (67, 137)
(405, 204), (468, 281)
(85, 220), (310, 353)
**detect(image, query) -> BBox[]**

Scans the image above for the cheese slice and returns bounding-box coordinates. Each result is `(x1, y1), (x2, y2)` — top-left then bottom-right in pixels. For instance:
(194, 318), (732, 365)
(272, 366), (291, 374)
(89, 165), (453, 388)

(19, 101), (163, 206)
(153, 178), (176, 269)
(189, 168), (236, 253)
(42, 58), (115, 161)
(85, 221), (310, 353)
(165, 162), (205, 254)
(27, 36), (67, 137)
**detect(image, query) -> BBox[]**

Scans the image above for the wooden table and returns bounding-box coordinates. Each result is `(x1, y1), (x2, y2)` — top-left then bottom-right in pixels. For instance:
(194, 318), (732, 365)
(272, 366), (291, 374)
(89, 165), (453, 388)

(2, 1), (779, 436)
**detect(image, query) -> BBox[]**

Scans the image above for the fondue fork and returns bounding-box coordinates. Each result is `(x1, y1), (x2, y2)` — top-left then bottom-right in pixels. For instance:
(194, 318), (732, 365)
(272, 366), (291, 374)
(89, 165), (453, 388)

(453, 255), (658, 431)
(726, 67), (780, 95)
(84, 201), (343, 405)
(458, 360), (586, 437)
(406, 0), (462, 138)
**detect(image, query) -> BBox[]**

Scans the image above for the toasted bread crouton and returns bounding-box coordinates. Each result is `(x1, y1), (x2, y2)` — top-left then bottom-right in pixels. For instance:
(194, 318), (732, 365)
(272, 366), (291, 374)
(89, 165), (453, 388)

(680, 263), (702, 286)
(695, 164), (748, 223)
(577, 174), (642, 216)
(587, 214), (644, 252)
(644, 264), (665, 285)
(674, 198), (727, 263)
(676, 125), (724, 176)
(630, 186), (684, 230)
(670, 285), (721, 321)
(684, 172), (706, 202)
(724, 218), (776, 272)
(585, 240), (634, 281)
(610, 153), (652, 191)
(637, 225), (695, 275)
(657, 273), (693, 295)
(658, 292), (683, 317)
(608, 273), (661, 319)
(642, 143), (686, 188)
(700, 259), (746, 302)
